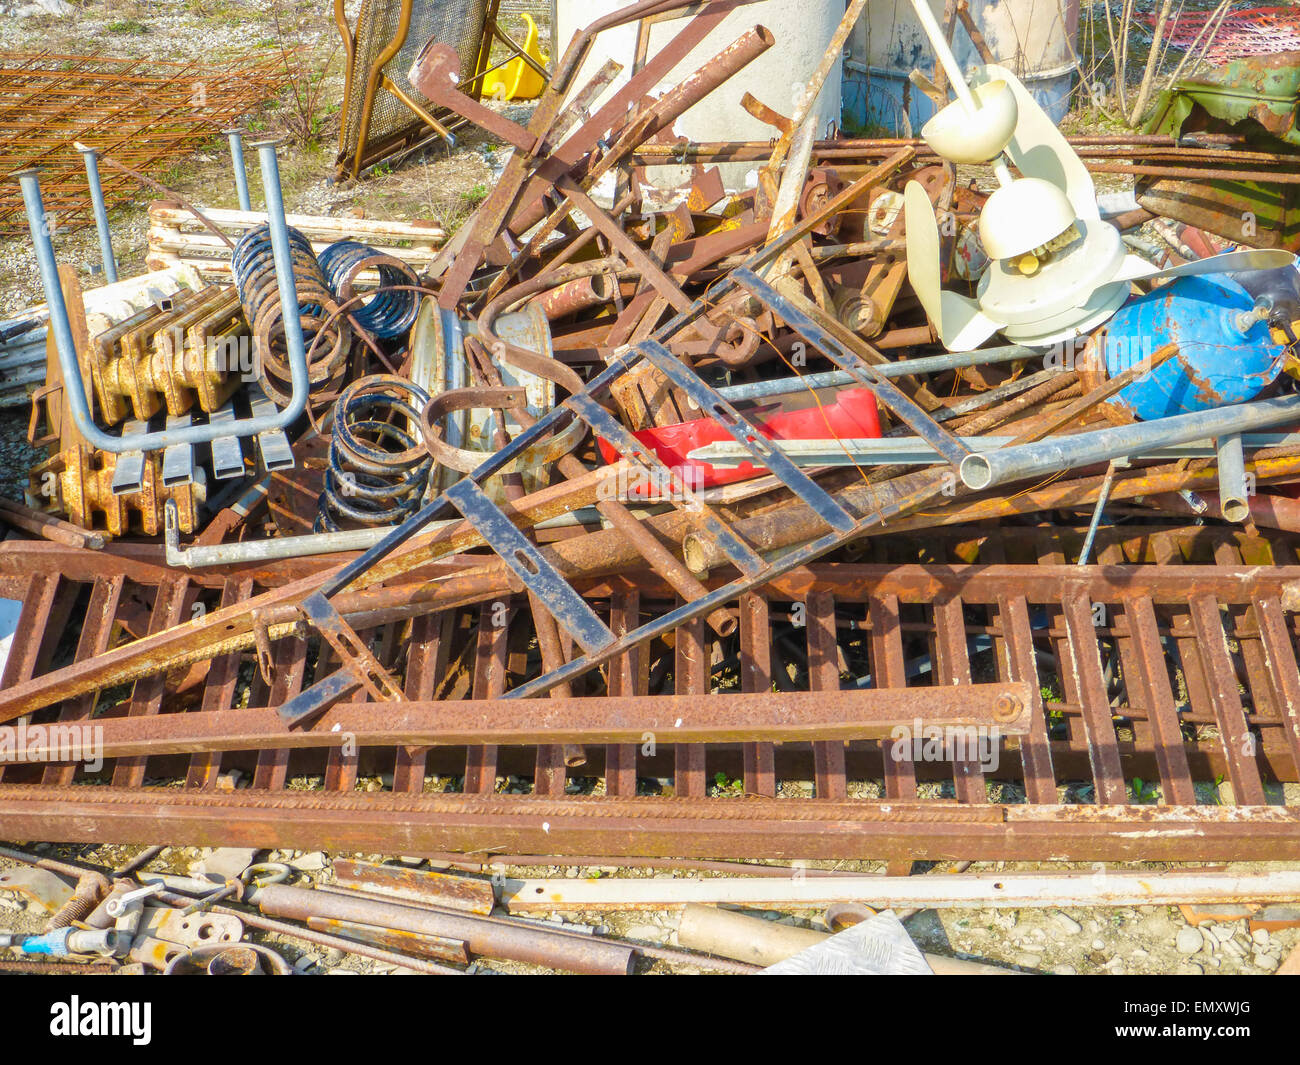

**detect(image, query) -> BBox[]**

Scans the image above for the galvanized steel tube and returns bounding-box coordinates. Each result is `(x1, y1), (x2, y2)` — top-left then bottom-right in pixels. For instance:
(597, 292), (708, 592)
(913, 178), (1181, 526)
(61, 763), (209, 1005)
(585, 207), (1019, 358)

(16, 142), (311, 452)
(225, 129), (253, 212)
(959, 396), (1300, 490)
(75, 143), (117, 284)
(715, 343), (1040, 401)
(1216, 434), (1249, 523)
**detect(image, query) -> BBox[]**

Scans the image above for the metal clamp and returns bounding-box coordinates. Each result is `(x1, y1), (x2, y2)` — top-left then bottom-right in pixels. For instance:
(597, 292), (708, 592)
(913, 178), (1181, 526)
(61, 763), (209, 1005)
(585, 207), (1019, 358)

(104, 881), (165, 919)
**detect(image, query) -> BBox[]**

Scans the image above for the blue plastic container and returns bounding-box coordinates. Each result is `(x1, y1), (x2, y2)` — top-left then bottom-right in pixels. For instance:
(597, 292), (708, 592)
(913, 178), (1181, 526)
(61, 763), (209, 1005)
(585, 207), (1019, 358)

(1102, 274), (1287, 420)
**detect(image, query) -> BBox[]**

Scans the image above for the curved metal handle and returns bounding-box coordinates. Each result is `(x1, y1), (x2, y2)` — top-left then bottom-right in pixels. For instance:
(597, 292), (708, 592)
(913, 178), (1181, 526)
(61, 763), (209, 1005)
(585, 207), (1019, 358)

(18, 141), (310, 454)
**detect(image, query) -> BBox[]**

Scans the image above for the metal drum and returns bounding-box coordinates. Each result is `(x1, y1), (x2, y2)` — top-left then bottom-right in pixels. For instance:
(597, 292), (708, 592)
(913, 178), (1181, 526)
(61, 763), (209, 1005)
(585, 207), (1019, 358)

(1102, 274), (1287, 420)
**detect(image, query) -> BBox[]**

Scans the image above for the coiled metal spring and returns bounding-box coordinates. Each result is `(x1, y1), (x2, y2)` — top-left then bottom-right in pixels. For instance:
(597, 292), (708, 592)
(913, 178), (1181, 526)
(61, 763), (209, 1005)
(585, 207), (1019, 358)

(317, 375), (433, 531)
(231, 224), (350, 412)
(318, 240), (421, 340)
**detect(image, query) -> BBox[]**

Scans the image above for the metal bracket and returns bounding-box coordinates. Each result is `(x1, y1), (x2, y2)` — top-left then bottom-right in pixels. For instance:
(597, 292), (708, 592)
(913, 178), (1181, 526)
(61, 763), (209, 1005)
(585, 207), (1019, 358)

(207, 403), (246, 480)
(279, 591), (405, 727)
(445, 478), (615, 655)
(160, 415), (194, 488)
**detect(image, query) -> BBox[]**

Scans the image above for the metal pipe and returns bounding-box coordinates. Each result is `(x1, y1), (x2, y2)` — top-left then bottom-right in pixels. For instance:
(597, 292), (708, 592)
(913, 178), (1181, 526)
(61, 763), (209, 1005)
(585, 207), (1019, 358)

(247, 883), (636, 974)
(715, 343), (1039, 401)
(163, 498), (659, 568)
(74, 143), (117, 283)
(678, 903), (1013, 975)
(16, 140), (310, 453)
(225, 128), (253, 211)
(959, 397), (1300, 490)
(1216, 434), (1249, 522)
(689, 432), (1300, 469)
(530, 272), (617, 319)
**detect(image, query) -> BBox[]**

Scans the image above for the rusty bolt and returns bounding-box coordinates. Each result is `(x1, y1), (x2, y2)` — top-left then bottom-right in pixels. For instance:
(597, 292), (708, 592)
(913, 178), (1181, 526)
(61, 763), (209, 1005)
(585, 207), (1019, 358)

(993, 693), (1023, 722)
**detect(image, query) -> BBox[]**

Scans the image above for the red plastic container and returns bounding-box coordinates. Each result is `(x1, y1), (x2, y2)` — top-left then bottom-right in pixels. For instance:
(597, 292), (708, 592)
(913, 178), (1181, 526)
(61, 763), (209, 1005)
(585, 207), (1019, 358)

(596, 387), (882, 494)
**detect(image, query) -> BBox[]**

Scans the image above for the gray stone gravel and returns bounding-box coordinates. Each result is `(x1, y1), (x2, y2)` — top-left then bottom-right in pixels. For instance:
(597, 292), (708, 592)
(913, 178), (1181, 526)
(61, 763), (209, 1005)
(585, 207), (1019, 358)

(0, 411), (40, 503)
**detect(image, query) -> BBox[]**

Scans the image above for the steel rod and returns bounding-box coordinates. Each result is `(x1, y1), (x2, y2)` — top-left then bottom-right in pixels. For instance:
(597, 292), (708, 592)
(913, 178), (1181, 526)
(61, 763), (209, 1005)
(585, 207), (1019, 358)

(716, 343), (1039, 401)
(73, 143), (117, 283)
(225, 128), (253, 212)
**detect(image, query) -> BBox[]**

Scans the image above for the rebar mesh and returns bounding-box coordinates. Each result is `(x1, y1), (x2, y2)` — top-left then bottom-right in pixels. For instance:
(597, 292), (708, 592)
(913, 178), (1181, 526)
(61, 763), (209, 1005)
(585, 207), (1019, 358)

(0, 51), (287, 236)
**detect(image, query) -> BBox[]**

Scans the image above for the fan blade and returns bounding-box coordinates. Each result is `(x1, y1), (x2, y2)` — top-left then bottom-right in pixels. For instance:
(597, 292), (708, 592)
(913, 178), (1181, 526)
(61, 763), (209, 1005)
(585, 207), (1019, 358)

(904, 182), (982, 351)
(903, 181), (946, 329)
(1112, 248), (1297, 284)
(905, 180), (1000, 350)
(973, 64), (1098, 221)
(941, 293), (1003, 350)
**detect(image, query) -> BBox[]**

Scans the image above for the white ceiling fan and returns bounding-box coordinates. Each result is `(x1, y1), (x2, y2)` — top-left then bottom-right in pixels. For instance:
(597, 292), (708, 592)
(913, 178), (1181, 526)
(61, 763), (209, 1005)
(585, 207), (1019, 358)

(901, 0), (1293, 351)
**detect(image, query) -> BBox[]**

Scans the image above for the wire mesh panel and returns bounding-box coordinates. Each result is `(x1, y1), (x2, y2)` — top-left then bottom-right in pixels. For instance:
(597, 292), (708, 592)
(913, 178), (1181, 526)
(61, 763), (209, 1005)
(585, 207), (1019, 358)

(0, 52), (286, 235)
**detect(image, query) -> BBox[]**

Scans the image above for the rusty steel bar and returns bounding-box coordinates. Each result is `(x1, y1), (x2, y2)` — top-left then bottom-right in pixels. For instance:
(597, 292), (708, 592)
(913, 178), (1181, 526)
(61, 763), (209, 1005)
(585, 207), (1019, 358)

(246, 883), (635, 974)
(0, 959), (118, 974)
(1083, 161), (1300, 183)
(332, 859), (495, 914)
(0, 497), (105, 549)
(3, 785), (1300, 861)
(304, 917), (470, 964)
(0, 685), (1034, 763)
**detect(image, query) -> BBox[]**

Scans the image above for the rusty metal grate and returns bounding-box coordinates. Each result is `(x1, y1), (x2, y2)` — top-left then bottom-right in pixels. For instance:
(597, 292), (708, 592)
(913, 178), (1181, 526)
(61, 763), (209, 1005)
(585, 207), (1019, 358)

(1, 524), (1299, 861)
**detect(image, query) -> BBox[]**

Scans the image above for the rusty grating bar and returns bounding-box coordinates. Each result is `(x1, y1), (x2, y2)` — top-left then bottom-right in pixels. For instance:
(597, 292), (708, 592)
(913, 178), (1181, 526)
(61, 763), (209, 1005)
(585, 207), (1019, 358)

(0, 50), (288, 235)
(0, 524), (1298, 861)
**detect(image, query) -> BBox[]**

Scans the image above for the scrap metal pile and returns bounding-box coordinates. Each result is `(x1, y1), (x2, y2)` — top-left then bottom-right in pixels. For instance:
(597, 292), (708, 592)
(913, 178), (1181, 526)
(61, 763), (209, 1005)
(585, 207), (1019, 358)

(2, 841), (1293, 975)
(3, 0), (1300, 873)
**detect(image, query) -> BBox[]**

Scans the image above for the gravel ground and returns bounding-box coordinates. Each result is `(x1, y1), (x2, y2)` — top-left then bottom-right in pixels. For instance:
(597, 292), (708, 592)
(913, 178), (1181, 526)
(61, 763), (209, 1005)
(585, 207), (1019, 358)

(3, 844), (1298, 975)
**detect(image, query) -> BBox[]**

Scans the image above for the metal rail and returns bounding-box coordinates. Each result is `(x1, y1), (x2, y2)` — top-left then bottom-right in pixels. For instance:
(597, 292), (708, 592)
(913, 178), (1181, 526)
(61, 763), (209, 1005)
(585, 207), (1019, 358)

(0, 524), (1298, 860)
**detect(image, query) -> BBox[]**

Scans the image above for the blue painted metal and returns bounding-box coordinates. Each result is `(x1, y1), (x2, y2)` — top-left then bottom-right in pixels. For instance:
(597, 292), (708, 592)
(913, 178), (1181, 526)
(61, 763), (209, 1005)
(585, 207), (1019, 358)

(1103, 274), (1288, 420)
(844, 62), (1074, 134)
(844, 0), (1077, 135)
(318, 240), (420, 339)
